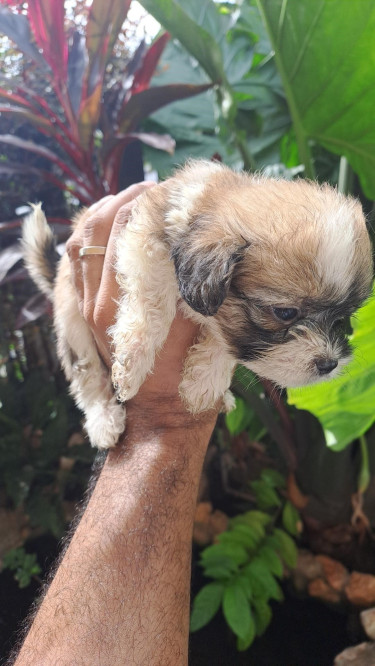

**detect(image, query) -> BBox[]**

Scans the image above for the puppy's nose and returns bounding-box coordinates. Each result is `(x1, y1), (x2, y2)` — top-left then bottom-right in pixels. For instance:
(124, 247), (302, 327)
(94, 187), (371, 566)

(315, 358), (338, 375)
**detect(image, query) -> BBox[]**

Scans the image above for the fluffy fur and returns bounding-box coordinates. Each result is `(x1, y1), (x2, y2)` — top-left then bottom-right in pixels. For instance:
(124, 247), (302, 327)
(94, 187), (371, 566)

(22, 161), (373, 449)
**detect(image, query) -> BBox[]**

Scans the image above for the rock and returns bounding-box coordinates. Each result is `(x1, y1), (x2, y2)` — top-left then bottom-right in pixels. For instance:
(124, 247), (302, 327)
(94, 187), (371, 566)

(193, 502), (228, 546)
(334, 641), (375, 665)
(194, 502), (212, 523)
(209, 510), (228, 536)
(316, 554), (349, 592)
(292, 550), (323, 591)
(345, 573), (375, 607)
(361, 608), (375, 640)
(297, 550), (324, 580)
(308, 577), (341, 604)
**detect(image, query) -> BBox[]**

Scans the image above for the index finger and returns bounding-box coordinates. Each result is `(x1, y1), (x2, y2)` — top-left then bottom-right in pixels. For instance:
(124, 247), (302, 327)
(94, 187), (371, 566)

(68, 182), (155, 311)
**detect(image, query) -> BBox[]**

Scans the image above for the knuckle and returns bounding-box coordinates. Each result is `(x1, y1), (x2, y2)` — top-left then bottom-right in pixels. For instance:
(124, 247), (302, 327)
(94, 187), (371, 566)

(82, 215), (103, 243)
(66, 235), (81, 259)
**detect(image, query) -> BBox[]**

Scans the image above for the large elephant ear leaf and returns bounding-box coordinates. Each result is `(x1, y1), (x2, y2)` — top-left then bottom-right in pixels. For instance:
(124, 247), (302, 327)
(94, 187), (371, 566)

(139, 0), (228, 85)
(288, 291), (375, 452)
(257, 0), (375, 198)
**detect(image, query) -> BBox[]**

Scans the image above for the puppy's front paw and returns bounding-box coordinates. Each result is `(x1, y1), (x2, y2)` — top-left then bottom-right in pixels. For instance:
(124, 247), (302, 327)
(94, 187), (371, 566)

(179, 378), (218, 414)
(222, 389), (236, 413)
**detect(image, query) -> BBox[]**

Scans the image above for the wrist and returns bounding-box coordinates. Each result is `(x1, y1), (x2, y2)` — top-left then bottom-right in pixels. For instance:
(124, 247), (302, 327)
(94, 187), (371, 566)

(126, 397), (217, 433)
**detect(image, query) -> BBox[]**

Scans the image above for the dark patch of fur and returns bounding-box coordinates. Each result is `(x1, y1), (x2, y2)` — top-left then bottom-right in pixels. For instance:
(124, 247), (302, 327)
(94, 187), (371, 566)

(172, 240), (249, 316)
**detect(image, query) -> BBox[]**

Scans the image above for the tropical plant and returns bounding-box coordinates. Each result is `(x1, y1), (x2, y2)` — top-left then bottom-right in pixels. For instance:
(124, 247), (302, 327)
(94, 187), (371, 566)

(138, 0), (375, 652)
(140, 0), (292, 175)
(190, 468), (299, 651)
(2, 547), (41, 588)
(141, 0), (375, 477)
(0, 0), (210, 208)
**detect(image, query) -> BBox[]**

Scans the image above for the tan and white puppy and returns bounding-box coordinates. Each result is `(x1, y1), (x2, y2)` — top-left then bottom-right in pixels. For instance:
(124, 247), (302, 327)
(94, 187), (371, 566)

(22, 160), (373, 449)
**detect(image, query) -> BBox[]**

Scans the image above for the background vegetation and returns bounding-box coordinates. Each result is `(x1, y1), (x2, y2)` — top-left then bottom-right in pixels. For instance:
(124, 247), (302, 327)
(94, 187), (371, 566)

(1, 0), (375, 663)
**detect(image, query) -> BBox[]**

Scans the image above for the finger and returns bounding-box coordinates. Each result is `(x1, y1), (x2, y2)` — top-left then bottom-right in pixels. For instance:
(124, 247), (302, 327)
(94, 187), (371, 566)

(92, 201), (137, 338)
(67, 182), (155, 317)
(81, 183), (156, 323)
(82, 182), (156, 249)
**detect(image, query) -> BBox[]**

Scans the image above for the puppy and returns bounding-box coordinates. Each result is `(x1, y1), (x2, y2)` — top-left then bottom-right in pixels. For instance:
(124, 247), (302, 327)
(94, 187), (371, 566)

(22, 160), (373, 449)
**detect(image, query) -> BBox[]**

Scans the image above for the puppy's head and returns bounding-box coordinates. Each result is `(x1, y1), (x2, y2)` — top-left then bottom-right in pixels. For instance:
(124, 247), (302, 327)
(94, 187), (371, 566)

(172, 165), (373, 388)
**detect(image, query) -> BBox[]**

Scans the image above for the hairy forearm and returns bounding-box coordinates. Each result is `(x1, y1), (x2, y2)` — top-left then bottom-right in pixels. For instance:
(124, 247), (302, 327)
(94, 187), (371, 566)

(14, 407), (216, 666)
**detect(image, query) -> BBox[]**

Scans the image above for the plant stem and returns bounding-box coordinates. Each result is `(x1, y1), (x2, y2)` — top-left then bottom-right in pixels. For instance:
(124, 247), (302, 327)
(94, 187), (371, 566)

(358, 434), (370, 494)
(337, 156), (354, 194)
(216, 85), (256, 172)
(256, 0), (316, 180)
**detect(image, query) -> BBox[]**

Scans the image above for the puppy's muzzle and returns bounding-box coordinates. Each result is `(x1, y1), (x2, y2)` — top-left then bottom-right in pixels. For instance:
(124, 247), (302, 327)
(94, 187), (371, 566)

(290, 320), (350, 374)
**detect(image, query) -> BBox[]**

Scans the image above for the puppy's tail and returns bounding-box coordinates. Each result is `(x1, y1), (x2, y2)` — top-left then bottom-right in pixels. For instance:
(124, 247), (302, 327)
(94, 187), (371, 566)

(22, 203), (59, 299)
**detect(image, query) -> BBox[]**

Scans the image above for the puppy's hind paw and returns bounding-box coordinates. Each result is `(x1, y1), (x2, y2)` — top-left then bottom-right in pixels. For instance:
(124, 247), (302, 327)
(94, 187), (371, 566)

(85, 400), (126, 450)
(112, 359), (141, 403)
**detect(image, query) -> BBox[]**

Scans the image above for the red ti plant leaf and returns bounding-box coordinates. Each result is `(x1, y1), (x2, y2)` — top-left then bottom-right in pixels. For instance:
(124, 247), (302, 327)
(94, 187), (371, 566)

(85, 0), (132, 94)
(67, 31), (87, 118)
(0, 244), (23, 285)
(78, 0), (132, 149)
(132, 32), (170, 95)
(0, 104), (51, 129)
(103, 132), (175, 190)
(0, 6), (47, 68)
(118, 83), (213, 133)
(27, 0), (68, 81)
(0, 134), (85, 185)
(16, 293), (51, 328)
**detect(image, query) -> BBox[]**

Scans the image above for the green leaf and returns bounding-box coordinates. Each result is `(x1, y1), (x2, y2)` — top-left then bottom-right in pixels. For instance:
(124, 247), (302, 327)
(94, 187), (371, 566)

(250, 479), (281, 510)
(2, 548), (41, 589)
(222, 583), (253, 640)
(258, 0), (375, 196)
(282, 501), (300, 537)
(202, 565), (235, 580)
(231, 510), (272, 530)
(260, 468), (286, 489)
(271, 528), (298, 569)
(236, 609), (256, 651)
(139, 0), (228, 86)
(231, 523), (265, 550)
(236, 573), (253, 602)
(225, 396), (255, 436)
(190, 582), (224, 632)
(253, 598), (272, 637)
(201, 543), (249, 568)
(218, 526), (259, 552)
(288, 293), (375, 451)
(244, 558), (283, 602)
(258, 544), (283, 578)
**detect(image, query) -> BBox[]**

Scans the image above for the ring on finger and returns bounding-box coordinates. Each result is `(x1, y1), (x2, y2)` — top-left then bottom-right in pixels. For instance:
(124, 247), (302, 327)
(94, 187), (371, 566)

(79, 246), (107, 258)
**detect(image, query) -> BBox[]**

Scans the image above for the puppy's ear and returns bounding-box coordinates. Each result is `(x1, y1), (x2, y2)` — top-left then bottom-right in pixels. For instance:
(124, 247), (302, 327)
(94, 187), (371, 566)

(172, 236), (249, 316)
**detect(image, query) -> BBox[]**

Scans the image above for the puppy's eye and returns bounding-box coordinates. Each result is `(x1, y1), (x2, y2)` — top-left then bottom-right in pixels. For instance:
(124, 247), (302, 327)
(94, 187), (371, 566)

(272, 307), (299, 322)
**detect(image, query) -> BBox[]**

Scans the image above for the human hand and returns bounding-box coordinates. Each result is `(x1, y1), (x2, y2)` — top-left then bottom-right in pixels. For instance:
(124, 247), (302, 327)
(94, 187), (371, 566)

(66, 184), (204, 417)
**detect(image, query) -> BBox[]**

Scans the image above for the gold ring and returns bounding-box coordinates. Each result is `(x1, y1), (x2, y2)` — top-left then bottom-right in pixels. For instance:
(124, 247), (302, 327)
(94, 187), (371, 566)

(79, 246), (107, 258)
